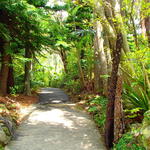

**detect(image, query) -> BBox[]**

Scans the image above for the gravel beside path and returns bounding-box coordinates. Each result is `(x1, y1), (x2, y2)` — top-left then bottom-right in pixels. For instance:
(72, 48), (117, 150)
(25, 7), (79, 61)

(5, 88), (106, 150)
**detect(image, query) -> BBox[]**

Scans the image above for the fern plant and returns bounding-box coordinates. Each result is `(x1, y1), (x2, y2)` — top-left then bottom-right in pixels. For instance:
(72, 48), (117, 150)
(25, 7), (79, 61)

(123, 84), (150, 112)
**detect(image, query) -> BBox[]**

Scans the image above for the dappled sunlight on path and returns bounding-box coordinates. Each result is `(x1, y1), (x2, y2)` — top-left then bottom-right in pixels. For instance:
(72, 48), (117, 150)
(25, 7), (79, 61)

(28, 108), (75, 128)
(5, 88), (106, 150)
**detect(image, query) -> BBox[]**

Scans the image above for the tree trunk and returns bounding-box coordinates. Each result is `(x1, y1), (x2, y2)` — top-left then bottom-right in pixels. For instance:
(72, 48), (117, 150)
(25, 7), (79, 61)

(24, 49), (32, 96)
(114, 76), (124, 143)
(110, 0), (135, 85)
(7, 56), (14, 94)
(103, 0), (117, 50)
(105, 33), (123, 148)
(94, 33), (101, 93)
(141, 0), (150, 47)
(145, 17), (150, 46)
(94, 21), (108, 94)
(141, 17), (150, 45)
(0, 42), (11, 96)
(104, 36), (112, 78)
(60, 49), (68, 73)
(130, 14), (139, 49)
(94, 0), (108, 94)
(76, 48), (85, 89)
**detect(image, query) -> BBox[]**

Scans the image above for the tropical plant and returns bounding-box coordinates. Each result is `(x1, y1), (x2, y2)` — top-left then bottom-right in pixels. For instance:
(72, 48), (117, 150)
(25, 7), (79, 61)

(113, 133), (145, 150)
(123, 84), (150, 111)
(88, 96), (108, 129)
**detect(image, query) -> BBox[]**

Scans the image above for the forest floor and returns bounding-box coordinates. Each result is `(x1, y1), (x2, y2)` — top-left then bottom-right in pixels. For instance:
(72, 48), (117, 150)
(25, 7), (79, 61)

(5, 88), (106, 150)
(0, 95), (38, 125)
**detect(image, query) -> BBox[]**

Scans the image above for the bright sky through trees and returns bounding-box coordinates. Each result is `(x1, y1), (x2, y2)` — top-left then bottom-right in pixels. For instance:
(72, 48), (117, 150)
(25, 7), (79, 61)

(46, 0), (66, 7)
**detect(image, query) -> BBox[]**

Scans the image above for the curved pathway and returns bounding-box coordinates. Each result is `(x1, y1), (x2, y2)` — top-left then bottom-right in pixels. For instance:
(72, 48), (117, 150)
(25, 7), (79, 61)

(5, 88), (106, 150)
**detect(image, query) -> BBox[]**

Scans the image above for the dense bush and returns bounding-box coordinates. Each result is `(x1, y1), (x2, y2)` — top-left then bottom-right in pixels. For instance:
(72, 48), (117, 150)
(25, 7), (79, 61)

(87, 96), (108, 130)
(114, 133), (145, 150)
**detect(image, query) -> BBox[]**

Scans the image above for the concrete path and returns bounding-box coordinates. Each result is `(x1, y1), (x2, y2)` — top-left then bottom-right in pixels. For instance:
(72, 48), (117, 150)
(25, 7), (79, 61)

(5, 88), (106, 150)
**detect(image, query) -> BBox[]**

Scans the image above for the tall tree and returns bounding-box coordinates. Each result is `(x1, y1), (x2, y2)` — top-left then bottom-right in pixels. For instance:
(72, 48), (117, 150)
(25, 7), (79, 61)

(141, 0), (150, 45)
(93, 0), (108, 94)
(0, 44), (11, 96)
(24, 49), (32, 96)
(105, 33), (123, 148)
(7, 56), (15, 93)
(104, 0), (124, 148)
(0, 0), (50, 95)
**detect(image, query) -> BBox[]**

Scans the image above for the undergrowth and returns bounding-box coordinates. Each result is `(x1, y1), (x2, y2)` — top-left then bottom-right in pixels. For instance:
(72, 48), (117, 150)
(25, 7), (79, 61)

(113, 133), (145, 150)
(87, 95), (107, 132)
(86, 95), (146, 149)
(0, 145), (4, 150)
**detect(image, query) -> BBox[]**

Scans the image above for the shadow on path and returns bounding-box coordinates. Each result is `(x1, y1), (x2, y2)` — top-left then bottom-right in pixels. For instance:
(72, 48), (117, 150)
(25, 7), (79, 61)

(38, 88), (69, 104)
(5, 88), (106, 150)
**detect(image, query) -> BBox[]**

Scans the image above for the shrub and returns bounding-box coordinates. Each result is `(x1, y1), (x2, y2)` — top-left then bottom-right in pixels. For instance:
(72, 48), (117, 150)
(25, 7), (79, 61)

(123, 84), (149, 112)
(0, 145), (4, 150)
(88, 96), (107, 129)
(113, 133), (145, 150)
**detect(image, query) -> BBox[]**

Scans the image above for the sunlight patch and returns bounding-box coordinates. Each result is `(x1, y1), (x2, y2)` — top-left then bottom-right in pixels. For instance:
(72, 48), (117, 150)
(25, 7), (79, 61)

(50, 100), (62, 103)
(28, 109), (75, 128)
(38, 91), (54, 94)
(46, 0), (65, 7)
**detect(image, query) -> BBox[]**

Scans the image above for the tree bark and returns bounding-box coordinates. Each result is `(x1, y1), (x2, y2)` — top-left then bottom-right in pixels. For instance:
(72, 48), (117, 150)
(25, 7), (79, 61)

(141, 0), (150, 47)
(24, 49), (32, 96)
(105, 33), (123, 148)
(94, 33), (101, 93)
(94, 0), (108, 94)
(129, 6), (139, 49)
(109, 0), (135, 84)
(60, 49), (68, 73)
(94, 20), (108, 94)
(7, 56), (14, 93)
(114, 76), (124, 143)
(76, 48), (85, 89)
(145, 17), (150, 46)
(0, 42), (11, 96)
(104, 35), (112, 76)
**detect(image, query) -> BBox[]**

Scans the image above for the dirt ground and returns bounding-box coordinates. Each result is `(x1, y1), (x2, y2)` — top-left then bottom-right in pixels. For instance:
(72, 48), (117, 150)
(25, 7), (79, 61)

(0, 95), (39, 124)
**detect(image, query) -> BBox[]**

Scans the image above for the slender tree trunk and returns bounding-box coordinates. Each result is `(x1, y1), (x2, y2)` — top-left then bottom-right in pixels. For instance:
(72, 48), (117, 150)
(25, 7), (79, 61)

(104, 36), (112, 76)
(102, 0), (117, 51)
(142, 63), (150, 92)
(105, 33), (123, 148)
(0, 42), (11, 96)
(141, 0), (150, 45)
(94, 33), (101, 93)
(114, 76), (124, 143)
(0, 37), (3, 80)
(24, 49), (32, 96)
(145, 17), (150, 46)
(94, 21), (108, 94)
(60, 49), (68, 73)
(76, 48), (85, 89)
(130, 14), (139, 49)
(94, 0), (108, 94)
(7, 56), (14, 93)
(141, 20), (149, 42)
(111, 0), (135, 84)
